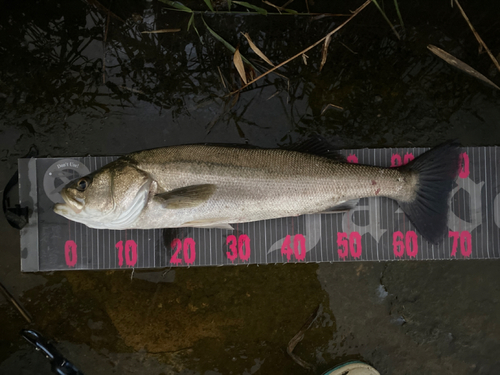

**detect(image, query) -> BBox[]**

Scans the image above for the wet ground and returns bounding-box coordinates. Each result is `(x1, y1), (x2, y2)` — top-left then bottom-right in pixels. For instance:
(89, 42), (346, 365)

(1, 0), (500, 373)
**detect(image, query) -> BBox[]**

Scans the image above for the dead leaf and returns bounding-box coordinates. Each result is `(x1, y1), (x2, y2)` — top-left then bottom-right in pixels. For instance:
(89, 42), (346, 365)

(233, 47), (247, 84)
(230, 0), (372, 95)
(427, 45), (500, 90)
(302, 53), (308, 65)
(242, 32), (274, 67)
(320, 34), (332, 71)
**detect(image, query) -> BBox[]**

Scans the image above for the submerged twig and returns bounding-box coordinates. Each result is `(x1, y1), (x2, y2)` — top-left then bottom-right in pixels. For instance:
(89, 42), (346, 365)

(0, 281), (32, 324)
(102, 11), (110, 83)
(86, 0), (125, 22)
(321, 103), (344, 114)
(217, 66), (228, 89)
(427, 45), (500, 90)
(453, 0), (500, 74)
(141, 29), (181, 34)
(287, 305), (320, 370)
(119, 85), (146, 94)
(230, 0), (372, 94)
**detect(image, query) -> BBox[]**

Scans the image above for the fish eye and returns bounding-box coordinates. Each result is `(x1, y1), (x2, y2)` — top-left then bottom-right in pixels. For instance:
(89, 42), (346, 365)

(76, 177), (90, 192)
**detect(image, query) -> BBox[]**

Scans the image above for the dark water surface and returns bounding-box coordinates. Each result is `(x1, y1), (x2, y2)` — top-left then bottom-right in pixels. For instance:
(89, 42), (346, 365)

(1, 0), (500, 374)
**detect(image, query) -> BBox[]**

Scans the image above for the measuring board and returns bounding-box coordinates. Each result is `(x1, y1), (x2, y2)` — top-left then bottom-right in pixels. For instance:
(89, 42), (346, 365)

(19, 147), (500, 272)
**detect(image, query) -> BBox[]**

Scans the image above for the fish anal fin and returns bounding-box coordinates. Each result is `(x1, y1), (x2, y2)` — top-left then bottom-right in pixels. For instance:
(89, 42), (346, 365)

(156, 184), (216, 209)
(181, 219), (234, 230)
(318, 199), (359, 214)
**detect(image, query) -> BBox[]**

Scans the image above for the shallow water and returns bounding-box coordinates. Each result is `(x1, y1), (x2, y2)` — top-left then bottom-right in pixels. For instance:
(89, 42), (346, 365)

(1, 0), (500, 374)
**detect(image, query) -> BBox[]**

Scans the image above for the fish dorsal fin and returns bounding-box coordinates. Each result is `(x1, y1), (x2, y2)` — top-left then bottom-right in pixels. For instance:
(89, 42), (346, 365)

(285, 134), (345, 161)
(156, 184), (216, 209)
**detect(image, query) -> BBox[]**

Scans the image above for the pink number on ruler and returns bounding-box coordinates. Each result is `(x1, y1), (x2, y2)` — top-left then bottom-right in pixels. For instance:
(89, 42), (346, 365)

(281, 234), (306, 261)
(116, 241), (124, 267)
(226, 235), (238, 262)
(293, 234), (306, 261)
(460, 231), (472, 257)
(393, 231), (405, 258)
(391, 154), (402, 167)
(405, 231), (418, 258)
(170, 238), (196, 265)
(347, 154), (358, 164)
(459, 152), (469, 178)
(238, 234), (251, 261)
(183, 238), (196, 265)
(125, 240), (137, 267)
(392, 153), (414, 168)
(404, 153), (414, 164)
(349, 232), (362, 258)
(281, 235), (293, 261)
(337, 232), (362, 259)
(449, 231), (472, 257)
(337, 232), (348, 259)
(64, 240), (78, 267)
(170, 238), (183, 264)
(227, 235), (251, 262)
(116, 240), (137, 267)
(393, 231), (418, 257)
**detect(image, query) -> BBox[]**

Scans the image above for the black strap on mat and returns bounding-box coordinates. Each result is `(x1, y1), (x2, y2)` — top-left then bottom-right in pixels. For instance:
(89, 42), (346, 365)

(3, 146), (37, 230)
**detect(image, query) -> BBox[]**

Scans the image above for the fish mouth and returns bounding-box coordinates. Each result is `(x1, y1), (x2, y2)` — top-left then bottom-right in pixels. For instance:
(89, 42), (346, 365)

(54, 189), (83, 215)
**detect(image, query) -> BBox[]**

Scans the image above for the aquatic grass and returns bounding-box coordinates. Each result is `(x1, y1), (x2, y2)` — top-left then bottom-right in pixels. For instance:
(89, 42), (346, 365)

(232, 1), (268, 15)
(158, 0), (193, 12)
(159, 0), (348, 16)
(201, 16), (254, 69)
(453, 0), (500, 74)
(231, 0), (372, 93)
(371, 0), (401, 40)
(262, 0), (297, 14)
(393, 0), (404, 28)
(203, 0), (215, 12)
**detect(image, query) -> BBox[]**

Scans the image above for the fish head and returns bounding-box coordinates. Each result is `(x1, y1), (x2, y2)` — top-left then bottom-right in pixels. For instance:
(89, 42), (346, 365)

(54, 160), (153, 228)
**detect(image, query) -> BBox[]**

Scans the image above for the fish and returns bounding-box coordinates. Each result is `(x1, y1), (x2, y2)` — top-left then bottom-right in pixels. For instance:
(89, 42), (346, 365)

(53, 139), (461, 243)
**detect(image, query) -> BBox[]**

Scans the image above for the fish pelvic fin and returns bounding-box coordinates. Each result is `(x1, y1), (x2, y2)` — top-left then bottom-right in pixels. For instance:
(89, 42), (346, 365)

(156, 184), (216, 209)
(397, 141), (461, 244)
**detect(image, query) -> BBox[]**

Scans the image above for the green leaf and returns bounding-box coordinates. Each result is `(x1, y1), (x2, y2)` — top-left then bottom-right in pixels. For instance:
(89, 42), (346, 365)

(203, 0), (215, 12)
(187, 12), (194, 31)
(232, 1), (267, 15)
(227, 0), (232, 11)
(201, 17), (255, 68)
(188, 13), (202, 39)
(283, 8), (298, 14)
(158, 0), (193, 13)
(202, 17), (236, 53)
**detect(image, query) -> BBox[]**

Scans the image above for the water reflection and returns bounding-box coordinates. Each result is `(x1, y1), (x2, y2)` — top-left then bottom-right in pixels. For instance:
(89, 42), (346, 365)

(2, 1), (499, 149)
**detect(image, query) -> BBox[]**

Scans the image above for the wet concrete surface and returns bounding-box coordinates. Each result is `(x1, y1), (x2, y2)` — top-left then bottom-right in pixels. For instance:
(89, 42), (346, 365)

(1, 0), (500, 373)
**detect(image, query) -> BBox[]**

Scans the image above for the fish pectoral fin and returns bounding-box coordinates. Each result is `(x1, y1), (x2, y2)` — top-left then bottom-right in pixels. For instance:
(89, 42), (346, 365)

(155, 184), (216, 209)
(318, 199), (359, 214)
(181, 219), (234, 230)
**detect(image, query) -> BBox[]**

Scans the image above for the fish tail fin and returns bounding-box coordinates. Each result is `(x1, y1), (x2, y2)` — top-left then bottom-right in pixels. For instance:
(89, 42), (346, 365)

(397, 141), (461, 243)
